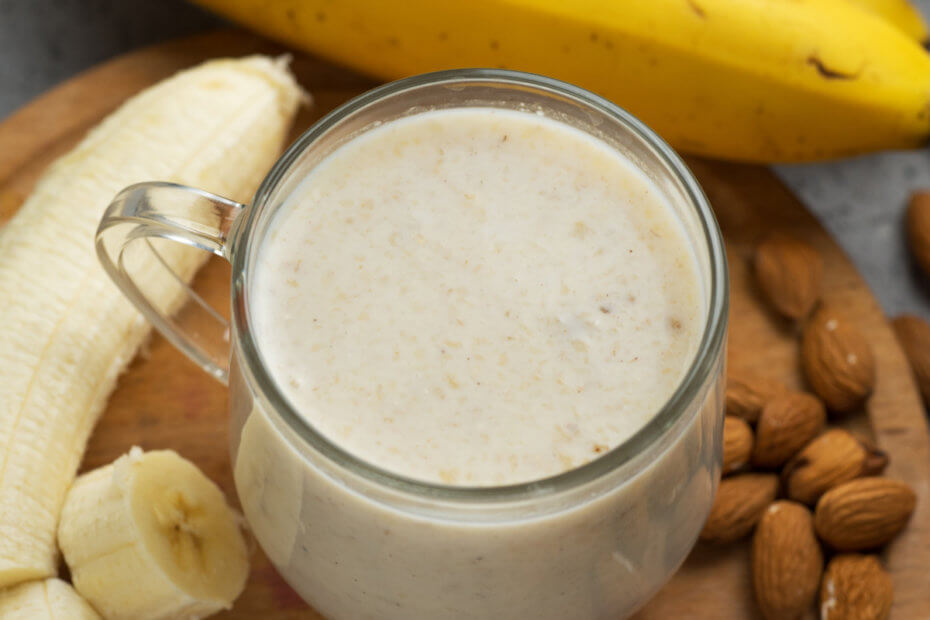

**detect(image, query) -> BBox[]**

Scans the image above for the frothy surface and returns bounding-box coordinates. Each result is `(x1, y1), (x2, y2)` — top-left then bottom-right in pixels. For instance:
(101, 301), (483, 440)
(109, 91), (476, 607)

(252, 108), (703, 485)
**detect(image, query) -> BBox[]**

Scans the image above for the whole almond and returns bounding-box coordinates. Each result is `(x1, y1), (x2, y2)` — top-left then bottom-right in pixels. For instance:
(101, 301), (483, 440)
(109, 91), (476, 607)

(891, 314), (930, 406)
(752, 392), (825, 468)
(754, 235), (823, 320)
(815, 477), (917, 551)
(801, 304), (875, 413)
(752, 501), (823, 620)
(820, 554), (892, 620)
(906, 191), (930, 278)
(723, 416), (753, 474)
(700, 473), (779, 544)
(783, 429), (888, 505)
(725, 371), (787, 424)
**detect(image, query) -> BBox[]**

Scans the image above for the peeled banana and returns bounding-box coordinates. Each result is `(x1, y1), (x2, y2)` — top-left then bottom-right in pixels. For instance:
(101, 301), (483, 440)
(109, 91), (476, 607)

(58, 448), (249, 620)
(193, 0), (930, 162)
(0, 56), (301, 588)
(0, 578), (100, 619)
(845, 0), (928, 42)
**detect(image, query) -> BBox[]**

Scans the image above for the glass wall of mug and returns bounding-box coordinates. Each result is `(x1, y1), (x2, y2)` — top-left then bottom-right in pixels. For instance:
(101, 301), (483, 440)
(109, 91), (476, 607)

(223, 71), (728, 620)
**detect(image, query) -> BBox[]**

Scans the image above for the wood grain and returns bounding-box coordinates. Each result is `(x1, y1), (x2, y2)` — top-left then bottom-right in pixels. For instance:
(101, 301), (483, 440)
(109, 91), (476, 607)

(0, 30), (927, 619)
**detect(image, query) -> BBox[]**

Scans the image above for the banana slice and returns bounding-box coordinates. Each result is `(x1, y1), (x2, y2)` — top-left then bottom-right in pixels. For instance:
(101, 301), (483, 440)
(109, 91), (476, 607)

(0, 578), (100, 619)
(58, 448), (249, 619)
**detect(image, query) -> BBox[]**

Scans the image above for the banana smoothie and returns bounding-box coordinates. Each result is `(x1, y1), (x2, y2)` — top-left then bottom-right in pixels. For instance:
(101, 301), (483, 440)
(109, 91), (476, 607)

(251, 108), (702, 485)
(234, 102), (722, 620)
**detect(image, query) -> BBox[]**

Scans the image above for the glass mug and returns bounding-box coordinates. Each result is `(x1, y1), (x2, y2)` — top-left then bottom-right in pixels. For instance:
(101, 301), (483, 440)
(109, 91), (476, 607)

(96, 69), (728, 620)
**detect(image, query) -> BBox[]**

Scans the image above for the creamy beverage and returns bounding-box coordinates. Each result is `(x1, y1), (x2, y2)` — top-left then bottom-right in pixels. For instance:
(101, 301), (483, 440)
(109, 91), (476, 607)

(229, 77), (725, 620)
(251, 108), (703, 486)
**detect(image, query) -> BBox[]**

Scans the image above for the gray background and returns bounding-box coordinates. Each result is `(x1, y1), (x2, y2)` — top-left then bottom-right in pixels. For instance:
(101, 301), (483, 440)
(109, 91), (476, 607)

(3, 0), (930, 318)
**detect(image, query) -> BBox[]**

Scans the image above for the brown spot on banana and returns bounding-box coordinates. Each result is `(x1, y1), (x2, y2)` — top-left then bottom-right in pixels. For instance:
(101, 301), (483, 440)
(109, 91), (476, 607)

(686, 0), (706, 18)
(807, 56), (859, 80)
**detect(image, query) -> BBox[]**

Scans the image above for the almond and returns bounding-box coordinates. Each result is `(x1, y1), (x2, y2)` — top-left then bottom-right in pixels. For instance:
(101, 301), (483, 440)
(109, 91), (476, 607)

(752, 391), (825, 468)
(906, 191), (930, 278)
(820, 554), (892, 620)
(700, 473), (778, 544)
(801, 303), (875, 413)
(722, 416), (753, 474)
(754, 234), (823, 320)
(725, 371), (787, 424)
(891, 314), (930, 406)
(752, 501), (823, 620)
(783, 429), (888, 505)
(815, 477), (917, 551)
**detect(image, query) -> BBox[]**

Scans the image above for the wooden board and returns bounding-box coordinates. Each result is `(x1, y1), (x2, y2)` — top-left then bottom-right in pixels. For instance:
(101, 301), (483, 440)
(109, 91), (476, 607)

(1, 30), (927, 619)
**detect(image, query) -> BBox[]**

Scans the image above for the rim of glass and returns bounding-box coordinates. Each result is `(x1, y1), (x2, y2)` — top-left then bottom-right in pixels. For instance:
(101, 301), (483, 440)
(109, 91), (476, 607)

(231, 68), (728, 503)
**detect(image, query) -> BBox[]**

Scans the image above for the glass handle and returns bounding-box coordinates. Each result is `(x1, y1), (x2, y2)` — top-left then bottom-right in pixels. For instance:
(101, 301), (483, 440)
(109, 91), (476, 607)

(95, 182), (245, 384)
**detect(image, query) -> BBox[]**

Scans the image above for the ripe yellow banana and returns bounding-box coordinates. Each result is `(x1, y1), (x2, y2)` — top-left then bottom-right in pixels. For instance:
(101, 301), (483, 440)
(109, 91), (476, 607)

(58, 448), (249, 620)
(193, 0), (930, 162)
(0, 578), (100, 619)
(844, 0), (928, 42)
(0, 56), (301, 588)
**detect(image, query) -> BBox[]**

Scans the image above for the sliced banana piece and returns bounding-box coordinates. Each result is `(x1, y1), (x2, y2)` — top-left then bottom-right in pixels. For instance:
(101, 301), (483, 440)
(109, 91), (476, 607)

(58, 448), (249, 620)
(0, 578), (100, 619)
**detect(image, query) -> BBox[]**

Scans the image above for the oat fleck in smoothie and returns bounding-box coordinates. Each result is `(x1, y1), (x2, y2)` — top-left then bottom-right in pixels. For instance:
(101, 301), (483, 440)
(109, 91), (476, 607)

(251, 108), (703, 486)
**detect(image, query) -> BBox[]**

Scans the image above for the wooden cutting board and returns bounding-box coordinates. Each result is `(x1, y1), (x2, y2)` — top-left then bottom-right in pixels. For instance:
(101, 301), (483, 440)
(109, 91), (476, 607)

(1, 30), (928, 619)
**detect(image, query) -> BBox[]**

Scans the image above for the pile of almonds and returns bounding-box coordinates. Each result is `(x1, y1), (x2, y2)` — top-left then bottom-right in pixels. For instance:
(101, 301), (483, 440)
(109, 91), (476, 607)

(700, 221), (926, 620)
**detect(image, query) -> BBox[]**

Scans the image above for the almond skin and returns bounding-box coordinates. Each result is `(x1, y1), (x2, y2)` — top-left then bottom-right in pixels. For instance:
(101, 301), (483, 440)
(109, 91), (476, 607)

(725, 371), (787, 424)
(754, 235), (823, 320)
(907, 192), (930, 278)
(700, 474), (779, 544)
(723, 416), (753, 474)
(820, 554), (892, 620)
(752, 501), (823, 620)
(815, 477), (917, 551)
(801, 304), (875, 413)
(752, 392), (826, 468)
(891, 314), (930, 407)
(783, 429), (888, 505)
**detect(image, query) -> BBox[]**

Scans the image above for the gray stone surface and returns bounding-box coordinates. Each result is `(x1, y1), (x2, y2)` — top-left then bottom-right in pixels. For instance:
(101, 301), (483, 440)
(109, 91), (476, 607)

(2, 0), (930, 318)
(0, 0), (219, 115)
(776, 152), (930, 316)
